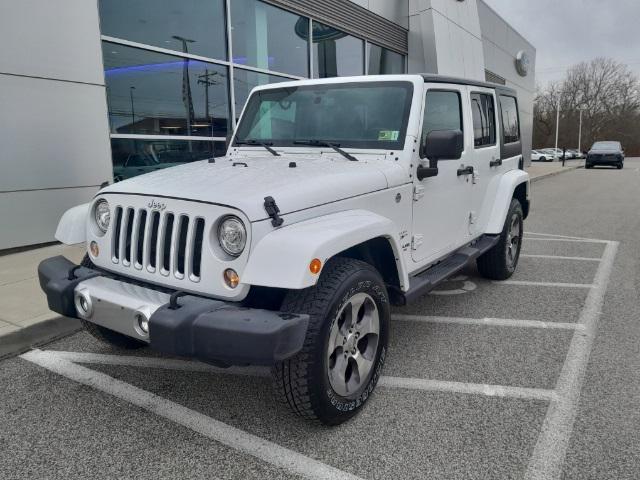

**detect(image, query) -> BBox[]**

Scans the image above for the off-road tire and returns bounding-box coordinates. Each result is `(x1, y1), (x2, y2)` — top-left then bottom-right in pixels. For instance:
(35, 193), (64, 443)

(79, 254), (146, 349)
(272, 257), (390, 426)
(477, 199), (524, 280)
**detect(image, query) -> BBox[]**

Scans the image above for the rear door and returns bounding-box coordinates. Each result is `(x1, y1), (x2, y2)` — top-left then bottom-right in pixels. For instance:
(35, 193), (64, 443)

(469, 89), (500, 235)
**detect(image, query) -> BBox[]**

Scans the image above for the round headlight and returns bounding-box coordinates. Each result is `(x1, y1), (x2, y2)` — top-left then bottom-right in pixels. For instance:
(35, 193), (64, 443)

(94, 200), (110, 233)
(218, 216), (246, 257)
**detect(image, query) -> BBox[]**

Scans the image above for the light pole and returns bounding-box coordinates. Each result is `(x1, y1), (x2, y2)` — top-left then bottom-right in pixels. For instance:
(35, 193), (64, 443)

(578, 106), (587, 153)
(554, 94), (561, 153)
(129, 86), (136, 129)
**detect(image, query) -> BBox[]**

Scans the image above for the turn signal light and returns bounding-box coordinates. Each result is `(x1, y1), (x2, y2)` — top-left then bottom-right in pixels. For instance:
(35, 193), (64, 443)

(89, 241), (99, 258)
(309, 258), (322, 275)
(224, 269), (240, 288)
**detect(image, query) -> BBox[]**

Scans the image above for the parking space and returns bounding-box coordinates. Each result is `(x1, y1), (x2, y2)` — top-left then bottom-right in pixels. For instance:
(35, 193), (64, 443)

(0, 230), (617, 480)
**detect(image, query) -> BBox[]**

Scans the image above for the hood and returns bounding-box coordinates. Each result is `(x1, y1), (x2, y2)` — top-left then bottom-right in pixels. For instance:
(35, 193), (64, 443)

(102, 155), (398, 221)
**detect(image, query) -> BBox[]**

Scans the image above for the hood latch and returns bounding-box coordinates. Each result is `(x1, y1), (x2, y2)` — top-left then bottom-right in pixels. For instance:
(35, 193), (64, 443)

(264, 196), (284, 227)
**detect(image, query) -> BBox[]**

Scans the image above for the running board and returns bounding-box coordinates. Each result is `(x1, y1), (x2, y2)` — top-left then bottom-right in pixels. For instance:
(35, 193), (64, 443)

(390, 235), (499, 306)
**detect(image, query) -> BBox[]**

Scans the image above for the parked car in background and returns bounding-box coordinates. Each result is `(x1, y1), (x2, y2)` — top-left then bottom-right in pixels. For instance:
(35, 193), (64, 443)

(538, 148), (559, 161)
(567, 149), (582, 159)
(531, 150), (553, 162)
(586, 141), (624, 169)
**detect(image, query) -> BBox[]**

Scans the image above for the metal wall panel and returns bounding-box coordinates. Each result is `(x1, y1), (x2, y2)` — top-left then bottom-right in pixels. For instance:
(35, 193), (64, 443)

(264, 0), (408, 53)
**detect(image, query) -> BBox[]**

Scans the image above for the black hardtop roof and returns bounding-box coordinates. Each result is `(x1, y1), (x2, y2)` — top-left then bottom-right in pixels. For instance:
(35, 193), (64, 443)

(420, 74), (518, 97)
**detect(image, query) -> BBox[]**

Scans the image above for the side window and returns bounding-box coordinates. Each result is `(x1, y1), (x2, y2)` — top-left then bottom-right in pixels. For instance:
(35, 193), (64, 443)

(500, 95), (520, 144)
(421, 90), (462, 157)
(471, 93), (496, 148)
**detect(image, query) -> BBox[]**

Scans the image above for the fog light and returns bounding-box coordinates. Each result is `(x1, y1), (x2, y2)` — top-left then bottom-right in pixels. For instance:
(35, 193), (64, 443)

(135, 313), (149, 334)
(74, 289), (93, 318)
(224, 269), (240, 289)
(90, 241), (99, 258)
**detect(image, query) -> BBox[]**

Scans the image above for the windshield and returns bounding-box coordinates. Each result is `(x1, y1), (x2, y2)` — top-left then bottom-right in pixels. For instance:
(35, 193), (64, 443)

(234, 81), (414, 150)
(592, 141), (620, 151)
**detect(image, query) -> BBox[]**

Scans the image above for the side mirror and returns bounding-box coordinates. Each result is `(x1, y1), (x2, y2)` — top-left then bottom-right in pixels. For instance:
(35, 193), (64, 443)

(417, 129), (464, 181)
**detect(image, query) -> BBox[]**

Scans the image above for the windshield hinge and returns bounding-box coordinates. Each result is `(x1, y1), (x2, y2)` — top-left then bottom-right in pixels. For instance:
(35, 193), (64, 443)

(263, 196), (284, 227)
(413, 185), (425, 202)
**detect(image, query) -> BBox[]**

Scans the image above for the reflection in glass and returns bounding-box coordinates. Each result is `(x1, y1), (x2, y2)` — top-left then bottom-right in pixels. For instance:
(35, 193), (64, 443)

(111, 139), (226, 181)
(231, 0), (309, 77)
(233, 68), (289, 121)
(98, 0), (227, 60)
(103, 43), (230, 137)
(367, 44), (405, 75)
(312, 22), (364, 78)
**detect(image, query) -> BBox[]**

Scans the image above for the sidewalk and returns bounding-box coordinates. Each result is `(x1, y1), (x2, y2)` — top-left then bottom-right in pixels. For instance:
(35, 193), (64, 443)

(527, 159), (585, 182)
(0, 243), (85, 357)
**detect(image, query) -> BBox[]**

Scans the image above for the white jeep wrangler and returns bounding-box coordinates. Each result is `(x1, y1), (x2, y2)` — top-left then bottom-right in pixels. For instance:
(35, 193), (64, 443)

(39, 74), (530, 425)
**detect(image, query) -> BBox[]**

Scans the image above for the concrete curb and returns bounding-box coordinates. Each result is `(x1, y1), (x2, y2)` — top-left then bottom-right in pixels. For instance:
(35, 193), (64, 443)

(0, 316), (82, 360)
(530, 165), (584, 183)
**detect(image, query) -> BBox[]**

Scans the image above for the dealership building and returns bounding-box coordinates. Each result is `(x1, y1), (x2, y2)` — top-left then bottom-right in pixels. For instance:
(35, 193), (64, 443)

(0, 0), (535, 250)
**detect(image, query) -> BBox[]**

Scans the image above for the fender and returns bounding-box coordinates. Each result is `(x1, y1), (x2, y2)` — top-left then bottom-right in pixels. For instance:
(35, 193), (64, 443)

(55, 203), (89, 245)
(242, 210), (409, 291)
(485, 169), (530, 234)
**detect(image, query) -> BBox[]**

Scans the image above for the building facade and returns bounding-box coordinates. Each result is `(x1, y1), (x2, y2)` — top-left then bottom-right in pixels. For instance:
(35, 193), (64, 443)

(0, 0), (535, 250)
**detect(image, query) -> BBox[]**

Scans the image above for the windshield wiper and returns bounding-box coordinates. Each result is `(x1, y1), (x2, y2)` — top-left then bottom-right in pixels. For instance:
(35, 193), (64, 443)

(235, 140), (280, 157)
(293, 140), (358, 162)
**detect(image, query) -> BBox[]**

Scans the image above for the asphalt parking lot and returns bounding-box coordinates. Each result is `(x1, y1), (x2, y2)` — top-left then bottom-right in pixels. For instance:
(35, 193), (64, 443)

(2, 159), (640, 480)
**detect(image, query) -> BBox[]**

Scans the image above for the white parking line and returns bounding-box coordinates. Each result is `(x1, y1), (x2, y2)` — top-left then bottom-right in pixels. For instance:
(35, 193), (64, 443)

(493, 280), (593, 288)
(379, 376), (557, 402)
(521, 254), (601, 262)
(25, 349), (557, 404)
(525, 232), (608, 242)
(525, 238), (606, 244)
(21, 349), (363, 480)
(392, 314), (585, 331)
(525, 240), (619, 480)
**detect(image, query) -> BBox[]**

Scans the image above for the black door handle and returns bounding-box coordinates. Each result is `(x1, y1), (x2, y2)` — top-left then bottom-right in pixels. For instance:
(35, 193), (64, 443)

(490, 159), (503, 167)
(457, 166), (474, 176)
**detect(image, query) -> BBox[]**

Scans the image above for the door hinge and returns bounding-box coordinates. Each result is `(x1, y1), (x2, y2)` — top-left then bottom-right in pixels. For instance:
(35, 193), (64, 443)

(412, 234), (424, 250)
(413, 185), (425, 201)
(469, 211), (477, 225)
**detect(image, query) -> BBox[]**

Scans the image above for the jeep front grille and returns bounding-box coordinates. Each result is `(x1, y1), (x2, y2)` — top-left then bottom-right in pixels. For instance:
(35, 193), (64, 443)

(112, 206), (205, 282)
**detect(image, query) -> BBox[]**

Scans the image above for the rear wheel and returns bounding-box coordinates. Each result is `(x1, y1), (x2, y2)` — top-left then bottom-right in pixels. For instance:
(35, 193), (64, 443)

(477, 199), (524, 280)
(272, 258), (389, 425)
(79, 255), (146, 349)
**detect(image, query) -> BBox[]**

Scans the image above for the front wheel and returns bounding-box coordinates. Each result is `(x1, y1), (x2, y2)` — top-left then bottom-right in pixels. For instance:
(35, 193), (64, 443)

(617, 162), (623, 169)
(477, 199), (524, 280)
(272, 258), (389, 425)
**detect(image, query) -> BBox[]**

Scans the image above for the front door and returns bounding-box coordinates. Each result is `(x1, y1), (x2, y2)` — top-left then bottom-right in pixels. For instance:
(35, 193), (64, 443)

(411, 85), (474, 264)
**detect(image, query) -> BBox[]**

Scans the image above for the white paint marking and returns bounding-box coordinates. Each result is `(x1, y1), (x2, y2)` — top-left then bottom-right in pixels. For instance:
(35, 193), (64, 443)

(525, 241), (619, 480)
(392, 314), (585, 331)
(525, 238), (607, 244)
(521, 254), (601, 262)
(493, 280), (593, 289)
(20, 349), (363, 480)
(379, 376), (557, 402)
(53, 351), (270, 377)
(525, 232), (601, 241)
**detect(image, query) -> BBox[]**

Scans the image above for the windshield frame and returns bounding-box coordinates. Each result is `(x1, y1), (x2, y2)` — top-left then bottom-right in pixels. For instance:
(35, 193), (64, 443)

(233, 81), (415, 151)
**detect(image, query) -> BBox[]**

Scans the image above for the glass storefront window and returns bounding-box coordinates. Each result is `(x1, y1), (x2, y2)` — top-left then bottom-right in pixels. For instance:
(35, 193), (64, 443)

(312, 22), (364, 78)
(231, 0), (309, 77)
(98, 0), (227, 60)
(233, 68), (290, 121)
(367, 44), (405, 75)
(103, 43), (230, 138)
(111, 139), (226, 181)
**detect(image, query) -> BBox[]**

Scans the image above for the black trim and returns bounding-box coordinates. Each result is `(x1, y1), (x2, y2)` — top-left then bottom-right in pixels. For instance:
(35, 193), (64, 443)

(389, 235), (500, 306)
(96, 191), (240, 212)
(422, 75), (518, 96)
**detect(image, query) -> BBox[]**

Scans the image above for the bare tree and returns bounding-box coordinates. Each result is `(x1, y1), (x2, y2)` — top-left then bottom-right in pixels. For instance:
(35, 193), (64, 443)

(534, 58), (640, 154)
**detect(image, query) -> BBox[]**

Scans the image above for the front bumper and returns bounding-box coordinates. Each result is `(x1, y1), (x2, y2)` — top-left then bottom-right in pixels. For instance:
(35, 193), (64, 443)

(38, 256), (309, 366)
(587, 155), (622, 165)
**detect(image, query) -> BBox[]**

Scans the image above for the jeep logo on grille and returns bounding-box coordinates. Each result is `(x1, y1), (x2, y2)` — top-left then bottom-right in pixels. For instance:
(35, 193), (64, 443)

(147, 199), (167, 211)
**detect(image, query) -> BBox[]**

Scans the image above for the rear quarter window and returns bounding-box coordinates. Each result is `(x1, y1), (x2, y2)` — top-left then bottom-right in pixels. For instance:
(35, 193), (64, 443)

(499, 95), (520, 144)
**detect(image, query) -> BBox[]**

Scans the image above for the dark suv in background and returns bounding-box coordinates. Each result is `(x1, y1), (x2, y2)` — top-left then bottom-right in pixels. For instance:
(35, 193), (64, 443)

(586, 141), (624, 169)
